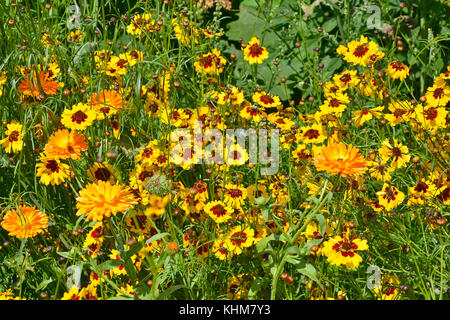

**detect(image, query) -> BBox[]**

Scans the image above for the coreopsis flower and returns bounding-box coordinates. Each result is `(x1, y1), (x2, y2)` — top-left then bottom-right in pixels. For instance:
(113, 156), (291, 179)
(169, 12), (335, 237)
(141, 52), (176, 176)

(413, 104), (448, 132)
(1, 205), (48, 239)
(424, 77), (450, 107)
(385, 60), (409, 81)
(373, 275), (402, 300)
(88, 89), (124, 120)
(225, 226), (255, 255)
(239, 101), (265, 124)
(44, 129), (88, 160)
(243, 37), (269, 64)
(357, 72), (386, 99)
(252, 91), (281, 109)
(41, 32), (61, 48)
(332, 70), (359, 90)
(227, 274), (254, 300)
(194, 49), (227, 75)
(224, 143), (248, 165)
(61, 103), (97, 131)
(87, 162), (116, 183)
(76, 180), (137, 222)
(408, 179), (438, 206)
(120, 50), (144, 67)
(314, 141), (367, 177)
(204, 200), (233, 223)
(215, 86), (245, 106)
(299, 123), (327, 144)
(18, 70), (61, 97)
(126, 13), (155, 35)
(222, 183), (247, 209)
(267, 112), (295, 131)
(352, 106), (384, 127)
(292, 144), (313, 162)
(321, 231), (369, 269)
(0, 71), (6, 96)
(376, 183), (405, 211)
(367, 159), (395, 182)
(319, 93), (350, 114)
(36, 155), (72, 186)
(336, 35), (384, 67)
(67, 29), (84, 42)
(106, 55), (128, 77)
(378, 138), (410, 169)
(213, 239), (233, 260)
(384, 100), (415, 126)
(61, 287), (85, 300)
(1, 121), (24, 153)
(172, 17), (199, 46)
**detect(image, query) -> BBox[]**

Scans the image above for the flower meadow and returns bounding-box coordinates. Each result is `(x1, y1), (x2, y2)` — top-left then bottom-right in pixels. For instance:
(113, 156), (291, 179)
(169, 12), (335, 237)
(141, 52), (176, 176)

(0, 0), (449, 301)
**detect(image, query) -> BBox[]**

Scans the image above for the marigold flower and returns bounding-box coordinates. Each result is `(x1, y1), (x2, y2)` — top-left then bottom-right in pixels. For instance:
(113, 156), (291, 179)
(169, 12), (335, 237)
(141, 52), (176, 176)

(88, 89), (125, 120)
(1, 205), (48, 239)
(44, 129), (88, 160)
(314, 141), (367, 177)
(76, 180), (137, 222)
(18, 70), (61, 97)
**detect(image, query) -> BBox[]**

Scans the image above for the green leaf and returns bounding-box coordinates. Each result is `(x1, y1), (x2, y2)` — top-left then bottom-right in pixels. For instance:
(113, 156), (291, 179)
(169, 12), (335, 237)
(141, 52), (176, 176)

(145, 232), (170, 245)
(156, 285), (187, 300)
(256, 233), (275, 253)
(297, 263), (321, 287)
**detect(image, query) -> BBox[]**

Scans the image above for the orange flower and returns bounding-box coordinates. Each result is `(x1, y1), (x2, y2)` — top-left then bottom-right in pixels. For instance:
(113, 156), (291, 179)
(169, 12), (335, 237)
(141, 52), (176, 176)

(314, 141), (367, 177)
(1, 205), (48, 239)
(18, 70), (60, 97)
(44, 129), (88, 160)
(76, 180), (137, 222)
(88, 90), (124, 120)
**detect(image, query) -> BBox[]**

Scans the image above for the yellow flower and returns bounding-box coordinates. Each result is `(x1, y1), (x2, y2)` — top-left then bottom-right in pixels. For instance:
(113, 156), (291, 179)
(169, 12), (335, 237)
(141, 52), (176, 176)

(378, 138), (410, 169)
(194, 49), (227, 75)
(352, 106), (384, 127)
(204, 200), (233, 224)
(67, 29), (84, 42)
(36, 154), (72, 186)
(319, 92), (350, 114)
(374, 275), (402, 300)
(252, 91), (281, 109)
(225, 226), (255, 255)
(376, 183), (405, 211)
(384, 100), (415, 126)
(299, 123), (327, 145)
(87, 161), (116, 183)
(126, 13), (155, 35)
(385, 60), (409, 81)
(424, 77), (450, 107)
(332, 70), (359, 90)
(337, 35), (384, 67)
(61, 287), (85, 300)
(413, 104), (448, 132)
(61, 103), (97, 131)
(1, 121), (24, 154)
(322, 232), (368, 269)
(243, 37), (269, 64)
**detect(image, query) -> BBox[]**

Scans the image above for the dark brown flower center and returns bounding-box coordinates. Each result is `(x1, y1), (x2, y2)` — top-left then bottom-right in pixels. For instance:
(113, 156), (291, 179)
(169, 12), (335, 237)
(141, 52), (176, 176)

(72, 110), (88, 124)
